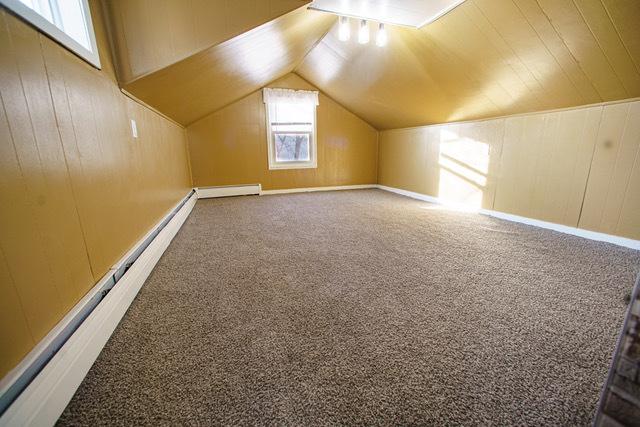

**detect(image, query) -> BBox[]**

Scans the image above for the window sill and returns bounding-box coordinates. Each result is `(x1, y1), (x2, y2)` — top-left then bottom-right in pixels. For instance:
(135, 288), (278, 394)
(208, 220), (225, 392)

(268, 162), (318, 171)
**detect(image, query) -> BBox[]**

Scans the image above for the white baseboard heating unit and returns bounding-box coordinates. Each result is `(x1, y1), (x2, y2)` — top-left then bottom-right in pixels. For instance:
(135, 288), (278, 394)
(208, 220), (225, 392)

(196, 184), (261, 199)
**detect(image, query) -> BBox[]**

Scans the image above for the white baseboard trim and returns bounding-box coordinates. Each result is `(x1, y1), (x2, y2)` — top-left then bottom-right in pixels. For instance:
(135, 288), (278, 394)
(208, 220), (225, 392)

(479, 209), (640, 250)
(261, 184), (377, 195)
(376, 184), (640, 250)
(0, 191), (197, 427)
(376, 185), (443, 205)
(196, 184), (261, 199)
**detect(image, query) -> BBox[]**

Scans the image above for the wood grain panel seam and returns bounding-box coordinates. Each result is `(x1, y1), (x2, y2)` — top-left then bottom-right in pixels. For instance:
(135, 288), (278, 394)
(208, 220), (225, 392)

(598, 105), (631, 228)
(0, 164), (36, 347)
(462, 2), (546, 109)
(474, 3), (555, 110)
(570, 0), (628, 97)
(292, 16), (335, 72)
(563, 111), (587, 226)
(576, 105), (605, 227)
(424, 12), (504, 116)
(533, 0), (604, 101)
(489, 119), (506, 212)
(37, 33), (96, 281)
(472, 0), (550, 110)
(615, 139), (640, 236)
(599, 0), (640, 76)
(2, 18), (67, 318)
(512, 0), (585, 105)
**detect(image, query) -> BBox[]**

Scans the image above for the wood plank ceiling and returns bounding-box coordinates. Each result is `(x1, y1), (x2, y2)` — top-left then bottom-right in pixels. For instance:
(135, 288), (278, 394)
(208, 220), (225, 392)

(120, 6), (334, 125)
(106, 0), (640, 129)
(104, 0), (311, 83)
(297, 0), (640, 129)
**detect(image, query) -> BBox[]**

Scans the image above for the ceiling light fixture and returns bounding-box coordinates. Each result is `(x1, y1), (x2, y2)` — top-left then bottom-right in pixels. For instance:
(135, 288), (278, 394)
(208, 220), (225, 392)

(358, 19), (369, 44)
(338, 16), (350, 41)
(376, 23), (387, 47)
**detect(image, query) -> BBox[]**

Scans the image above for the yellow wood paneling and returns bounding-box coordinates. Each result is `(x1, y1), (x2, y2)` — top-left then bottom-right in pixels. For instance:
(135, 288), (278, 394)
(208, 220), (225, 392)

(601, 0), (640, 75)
(379, 120), (503, 209)
(378, 127), (437, 197)
(494, 107), (601, 225)
(579, 101), (640, 239)
(0, 246), (33, 377)
(103, 0), (310, 83)
(378, 100), (640, 239)
(296, 0), (640, 130)
(123, 8), (335, 126)
(572, 0), (640, 95)
(187, 73), (377, 190)
(0, 10), (85, 343)
(0, 0), (192, 378)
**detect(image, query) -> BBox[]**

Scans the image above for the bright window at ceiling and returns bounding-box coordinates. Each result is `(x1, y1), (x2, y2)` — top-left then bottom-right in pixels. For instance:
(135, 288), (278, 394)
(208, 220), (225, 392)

(264, 88), (319, 170)
(1, 0), (100, 68)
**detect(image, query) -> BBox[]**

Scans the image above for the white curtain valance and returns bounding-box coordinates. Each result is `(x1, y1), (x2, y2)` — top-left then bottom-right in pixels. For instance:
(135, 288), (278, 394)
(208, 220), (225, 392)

(263, 88), (319, 106)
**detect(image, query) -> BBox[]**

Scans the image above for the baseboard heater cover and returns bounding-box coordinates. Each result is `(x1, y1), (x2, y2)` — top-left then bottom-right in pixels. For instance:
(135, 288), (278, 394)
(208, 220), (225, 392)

(196, 184), (261, 199)
(260, 184), (377, 195)
(0, 190), (197, 426)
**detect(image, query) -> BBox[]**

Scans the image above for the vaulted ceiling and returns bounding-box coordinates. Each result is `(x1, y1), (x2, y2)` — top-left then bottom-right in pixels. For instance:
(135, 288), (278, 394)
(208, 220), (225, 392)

(120, 7), (334, 125)
(104, 0), (640, 129)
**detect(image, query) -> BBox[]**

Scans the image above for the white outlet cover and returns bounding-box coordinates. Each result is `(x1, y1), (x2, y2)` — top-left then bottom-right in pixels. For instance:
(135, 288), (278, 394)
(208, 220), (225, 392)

(130, 119), (138, 138)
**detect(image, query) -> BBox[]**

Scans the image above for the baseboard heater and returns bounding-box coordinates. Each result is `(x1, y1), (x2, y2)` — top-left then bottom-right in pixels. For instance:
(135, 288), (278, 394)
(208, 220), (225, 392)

(0, 189), (197, 425)
(196, 184), (261, 199)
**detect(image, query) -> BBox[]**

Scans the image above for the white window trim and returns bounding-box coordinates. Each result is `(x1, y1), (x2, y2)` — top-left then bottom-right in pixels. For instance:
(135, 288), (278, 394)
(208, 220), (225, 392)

(264, 91), (318, 171)
(1, 0), (101, 69)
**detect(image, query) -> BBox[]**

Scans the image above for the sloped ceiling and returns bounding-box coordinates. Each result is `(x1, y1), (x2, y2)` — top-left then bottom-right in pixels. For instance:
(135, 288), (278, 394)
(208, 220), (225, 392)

(296, 0), (640, 129)
(121, 7), (334, 125)
(107, 0), (640, 130)
(104, 0), (311, 84)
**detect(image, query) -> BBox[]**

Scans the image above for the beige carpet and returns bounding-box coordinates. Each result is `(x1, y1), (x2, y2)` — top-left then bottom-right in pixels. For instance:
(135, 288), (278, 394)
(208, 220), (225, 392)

(58, 189), (640, 425)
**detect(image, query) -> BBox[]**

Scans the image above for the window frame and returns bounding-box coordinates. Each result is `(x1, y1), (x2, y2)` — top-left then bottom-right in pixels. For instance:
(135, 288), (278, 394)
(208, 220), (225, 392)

(265, 98), (318, 171)
(1, 0), (101, 69)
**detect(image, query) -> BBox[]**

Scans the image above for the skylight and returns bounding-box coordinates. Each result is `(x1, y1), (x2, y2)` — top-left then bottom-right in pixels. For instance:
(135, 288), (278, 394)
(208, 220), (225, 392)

(308, 0), (467, 28)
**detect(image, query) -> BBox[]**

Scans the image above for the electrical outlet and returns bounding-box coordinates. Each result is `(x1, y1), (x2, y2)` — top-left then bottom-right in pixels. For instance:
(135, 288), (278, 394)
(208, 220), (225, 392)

(130, 119), (138, 138)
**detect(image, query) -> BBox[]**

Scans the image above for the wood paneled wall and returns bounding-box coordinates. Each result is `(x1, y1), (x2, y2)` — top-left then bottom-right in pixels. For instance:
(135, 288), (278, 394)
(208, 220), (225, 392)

(187, 73), (378, 190)
(103, 0), (310, 84)
(379, 99), (640, 240)
(0, 1), (192, 378)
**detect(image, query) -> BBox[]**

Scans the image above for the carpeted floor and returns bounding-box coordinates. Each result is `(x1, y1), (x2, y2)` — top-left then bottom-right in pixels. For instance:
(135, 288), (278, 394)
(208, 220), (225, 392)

(58, 189), (640, 426)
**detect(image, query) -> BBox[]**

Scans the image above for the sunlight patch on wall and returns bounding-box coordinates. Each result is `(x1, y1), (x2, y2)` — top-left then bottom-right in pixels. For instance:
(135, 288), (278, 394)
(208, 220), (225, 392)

(437, 128), (489, 209)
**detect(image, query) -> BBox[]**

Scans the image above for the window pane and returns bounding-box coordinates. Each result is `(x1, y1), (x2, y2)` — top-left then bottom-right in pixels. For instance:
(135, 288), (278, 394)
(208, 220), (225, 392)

(57, 0), (91, 50)
(8, 0), (100, 67)
(274, 133), (310, 162)
(18, 0), (92, 51)
(271, 103), (313, 125)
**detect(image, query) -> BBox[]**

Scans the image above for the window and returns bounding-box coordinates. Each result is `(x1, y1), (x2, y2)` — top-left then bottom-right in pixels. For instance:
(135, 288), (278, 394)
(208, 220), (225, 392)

(264, 88), (319, 170)
(1, 0), (100, 68)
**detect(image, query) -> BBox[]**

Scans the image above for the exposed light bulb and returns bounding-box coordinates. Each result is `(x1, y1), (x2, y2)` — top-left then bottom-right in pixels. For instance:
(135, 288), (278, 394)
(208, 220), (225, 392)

(376, 23), (387, 47)
(358, 19), (369, 44)
(338, 16), (350, 41)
